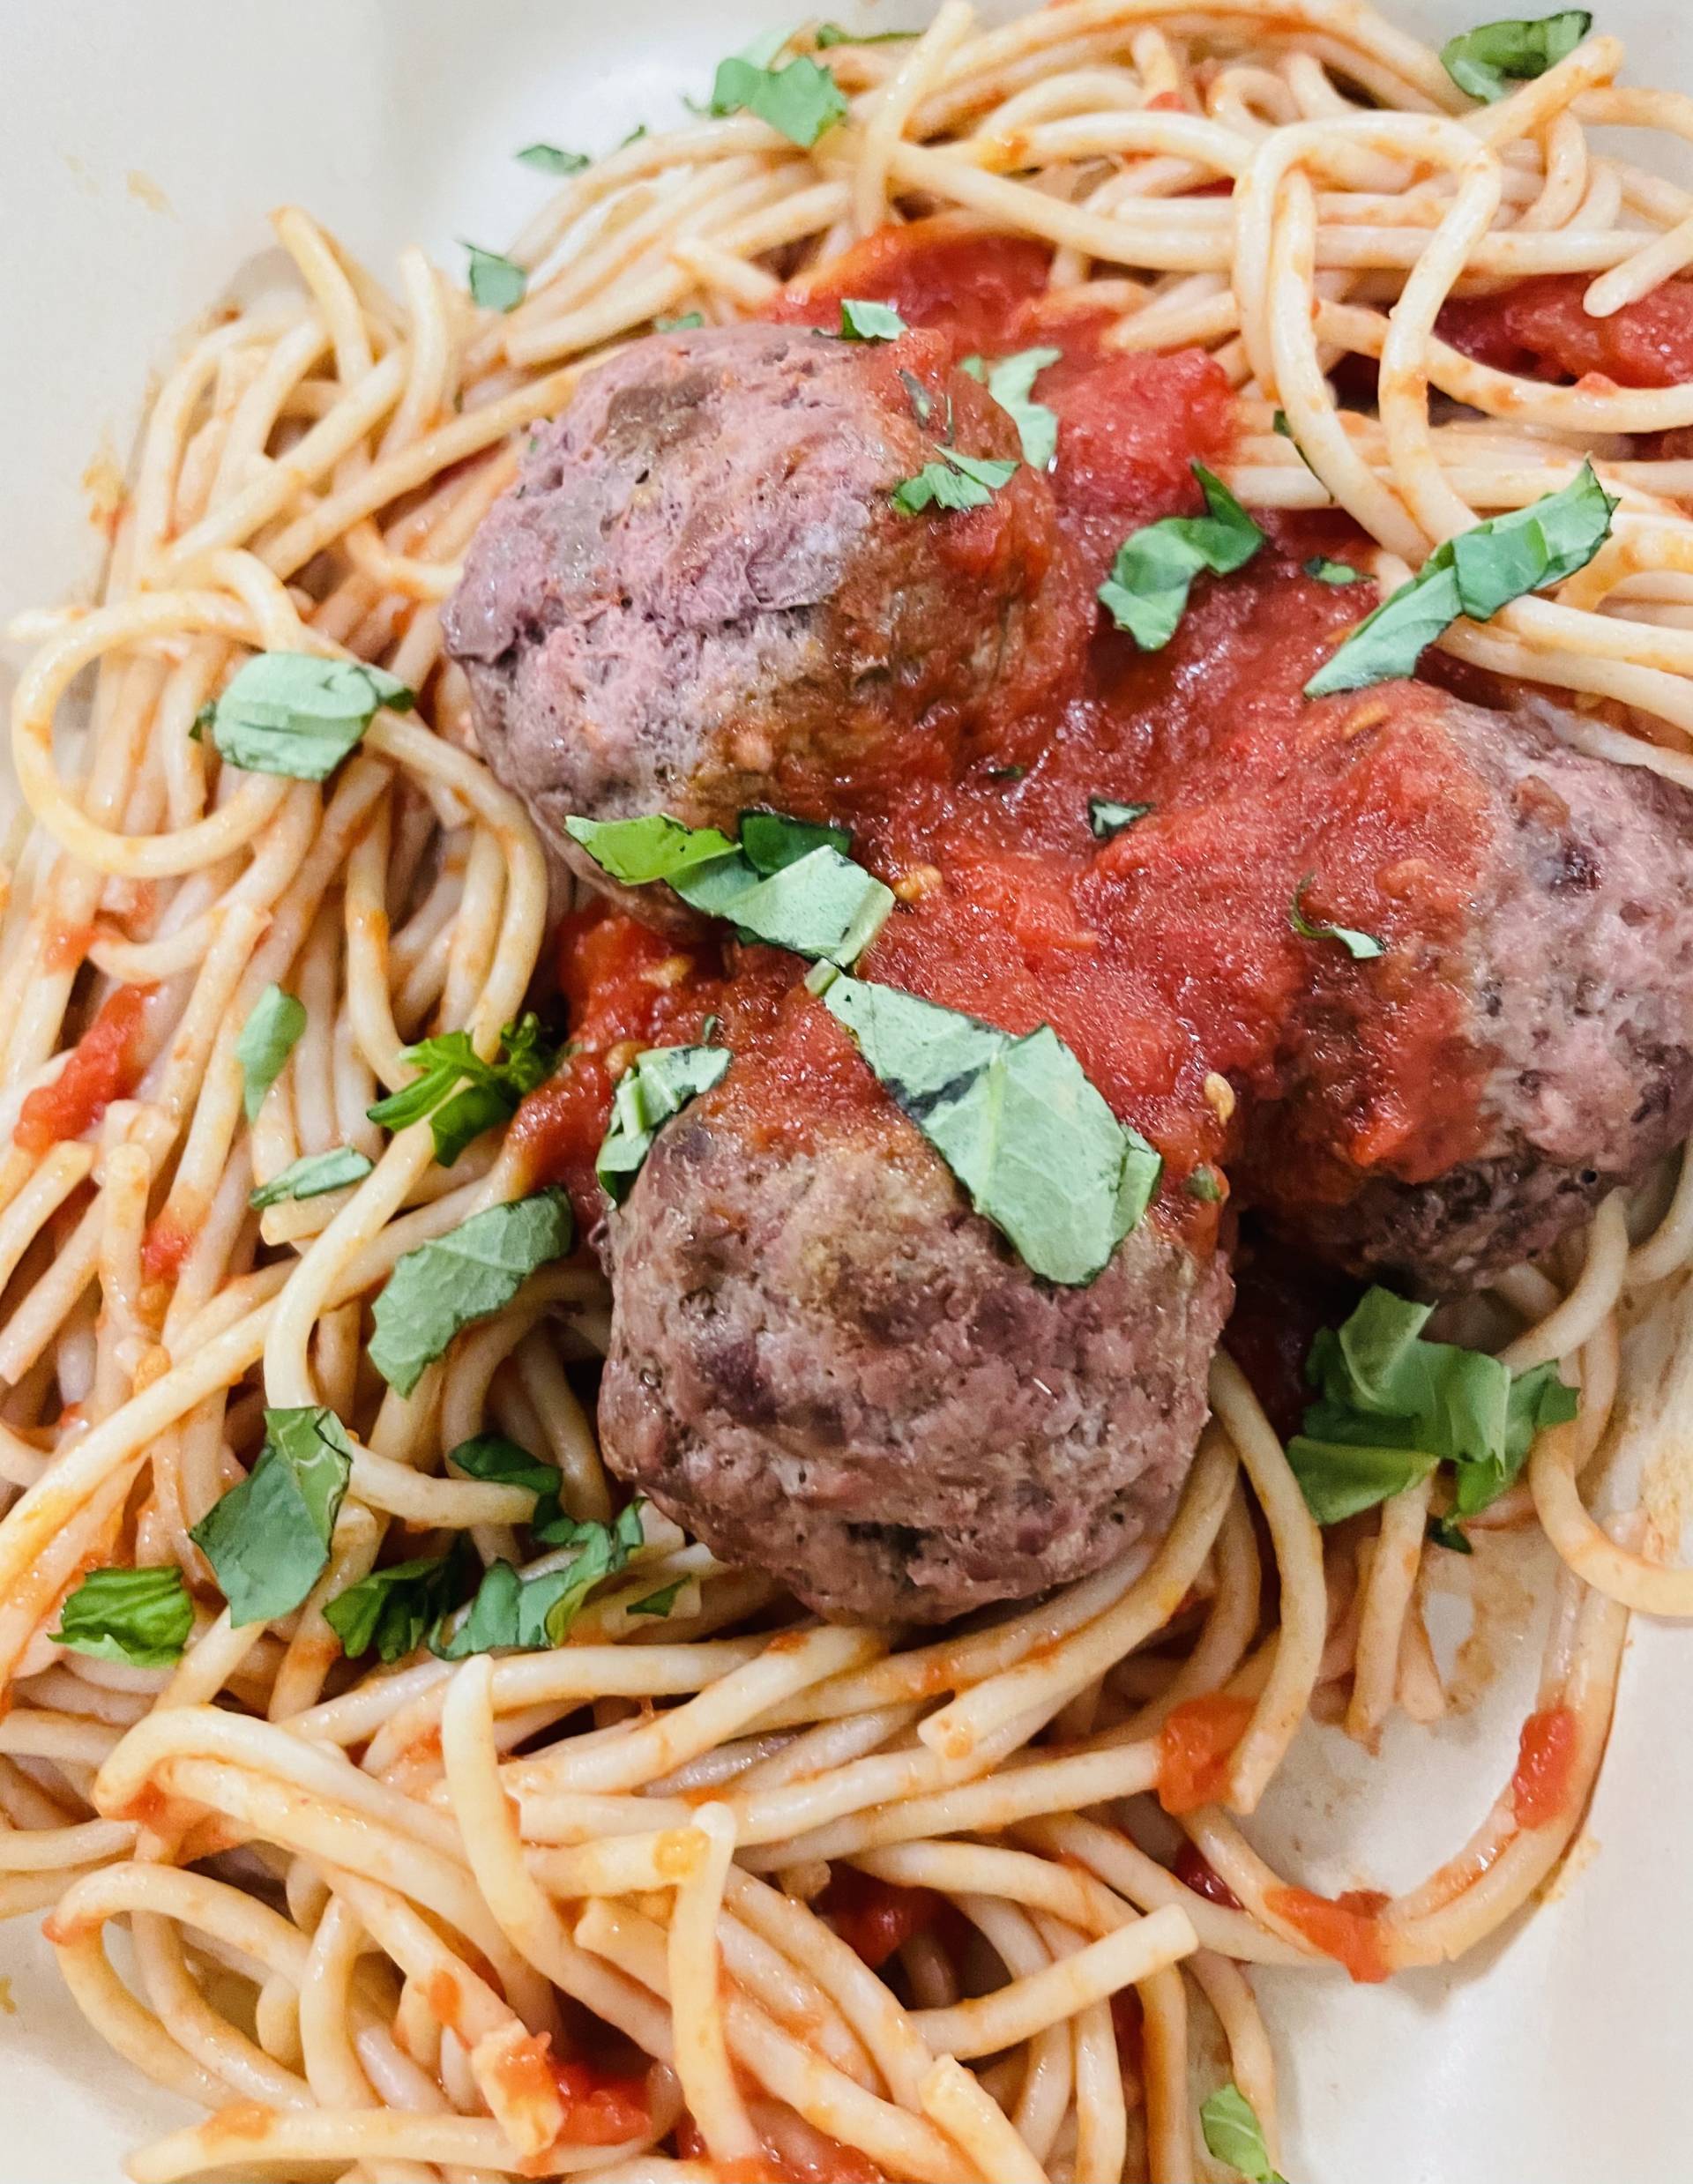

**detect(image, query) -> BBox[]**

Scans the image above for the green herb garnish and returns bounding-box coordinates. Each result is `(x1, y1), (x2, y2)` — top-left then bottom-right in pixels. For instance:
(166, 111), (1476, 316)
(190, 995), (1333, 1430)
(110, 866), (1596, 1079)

(324, 1540), (476, 1663)
(961, 347), (1062, 469)
(431, 1503), (646, 1657)
(235, 985), (306, 1124)
(1289, 875), (1384, 962)
(463, 242), (527, 311)
(516, 143), (589, 176)
(1088, 796), (1152, 840)
(566, 810), (891, 967)
(597, 1044), (732, 1204)
(1200, 2083), (1288, 2184)
(1305, 461), (1616, 697)
(709, 50), (847, 145)
(1304, 555), (1365, 585)
(814, 970), (1161, 1286)
(1287, 1286), (1579, 1523)
(250, 1145), (373, 1210)
(206, 654), (413, 780)
(839, 298), (908, 341)
(368, 1190), (575, 1397)
(1098, 464), (1265, 650)
(367, 1014), (557, 1167)
(190, 1406), (354, 1626)
(891, 445), (1019, 515)
(1442, 10), (1592, 100)
(55, 1567), (193, 1668)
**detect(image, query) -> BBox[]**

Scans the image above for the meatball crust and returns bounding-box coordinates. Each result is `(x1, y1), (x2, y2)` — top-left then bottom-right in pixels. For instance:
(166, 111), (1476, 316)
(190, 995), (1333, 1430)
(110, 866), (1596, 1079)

(444, 320), (1082, 904)
(599, 1096), (1230, 1625)
(1250, 689), (1693, 1290)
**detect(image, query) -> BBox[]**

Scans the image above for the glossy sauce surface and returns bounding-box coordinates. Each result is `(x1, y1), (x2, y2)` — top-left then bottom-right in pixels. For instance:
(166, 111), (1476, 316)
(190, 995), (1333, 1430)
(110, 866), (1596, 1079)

(541, 225), (1503, 1229)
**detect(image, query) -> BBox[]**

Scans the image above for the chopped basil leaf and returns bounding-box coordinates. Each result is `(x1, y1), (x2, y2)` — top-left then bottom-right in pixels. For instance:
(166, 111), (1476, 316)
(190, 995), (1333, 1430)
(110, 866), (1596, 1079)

(1442, 9), (1592, 100)
(1098, 463), (1265, 650)
(324, 1540), (475, 1663)
(190, 1406), (354, 1625)
(516, 143), (588, 175)
(369, 1189), (574, 1396)
(188, 701), (211, 743)
(368, 1014), (557, 1167)
(621, 123), (649, 145)
(815, 20), (920, 42)
(654, 311), (705, 331)
(447, 1431), (563, 1506)
(1200, 2083), (1288, 2184)
(961, 347), (1062, 469)
(235, 985), (306, 1124)
(1272, 407), (1324, 486)
(898, 368), (934, 425)
(250, 1145), (373, 1210)
(1428, 1513), (1473, 1554)
(1185, 1165), (1225, 1203)
(816, 972), (1161, 1285)
(463, 242), (527, 312)
(630, 1578), (687, 1617)
(54, 1566), (193, 1668)
(207, 653), (413, 780)
(892, 444), (1019, 515)
(1289, 875), (1385, 961)
(987, 764), (1025, 782)
(1088, 796), (1152, 840)
(1305, 555), (1364, 585)
(432, 1502), (645, 1656)
(597, 1043), (731, 1203)
(739, 809), (854, 873)
(839, 298), (907, 341)
(566, 811), (891, 966)
(565, 810), (740, 884)
(1305, 461), (1616, 696)
(709, 51), (846, 145)
(1287, 1286), (1579, 1524)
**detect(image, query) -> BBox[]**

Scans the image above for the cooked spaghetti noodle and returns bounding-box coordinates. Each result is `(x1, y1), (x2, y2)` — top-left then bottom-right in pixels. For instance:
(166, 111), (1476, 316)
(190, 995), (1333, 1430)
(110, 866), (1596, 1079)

(4, 4), (1693, 2178)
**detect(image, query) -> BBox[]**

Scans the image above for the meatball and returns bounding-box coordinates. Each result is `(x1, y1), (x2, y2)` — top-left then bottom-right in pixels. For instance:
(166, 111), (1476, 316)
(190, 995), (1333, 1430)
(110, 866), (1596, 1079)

(1248, 687), (1693, 1290)
(443, 321), (1081, 893)
(599, 1089), (1230, 1625)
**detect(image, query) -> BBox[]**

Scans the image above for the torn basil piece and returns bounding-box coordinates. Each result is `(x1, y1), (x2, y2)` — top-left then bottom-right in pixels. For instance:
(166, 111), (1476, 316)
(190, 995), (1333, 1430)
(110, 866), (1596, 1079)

(1287, 1286), (1579, 1524)
(816, 971), (1162, 1285)
(1088, 796), (1152, 840)
(1442, 10), (1592, 101)
(709, 51), (847, 145)
(250, 1145), (374, 1209)
(55, 1567), (193, 1668)
(597, 1043), (732, 1203)
(1305, 461), (1616, 696)
(892, 445), (1019, 515)
(962, 346), (1063, 469)
(463, 242), (527, 311)
(368, 1189), (575, 1396)
(207, 653), (413, 780)
(1098, 464), (1265, 650)
(324, 1540), (476, 1664)
(1200, 2083), (1288, 2184)
(190, 1406), (354, 1626)
(565, 811), (891, 967)
(1289, 875), (1385, 962)
(235, 985), (306, 1124)
(838, 298), (908, 341)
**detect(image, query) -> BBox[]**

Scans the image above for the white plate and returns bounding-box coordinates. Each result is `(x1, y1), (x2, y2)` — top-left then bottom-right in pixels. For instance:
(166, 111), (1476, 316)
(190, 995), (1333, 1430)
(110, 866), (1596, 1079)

(1, 4), (1689, 2178)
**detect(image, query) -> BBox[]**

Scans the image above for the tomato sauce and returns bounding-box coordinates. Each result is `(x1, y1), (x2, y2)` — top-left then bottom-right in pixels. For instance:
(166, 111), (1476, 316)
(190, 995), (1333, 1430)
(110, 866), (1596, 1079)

(1173, 1837), (1244, 1910)
(1265, 1883), (1392, 1983)
(547, 2056), (652, 2147)
(548, 222), (1503, 1224)
(1438, 274), (1693, 389)
(15, 983), (153, 1155)
(820, 1866), (940, 1971)
(1157, 1692), (1256, 1814)
(1510, 1703), (1580, 1831)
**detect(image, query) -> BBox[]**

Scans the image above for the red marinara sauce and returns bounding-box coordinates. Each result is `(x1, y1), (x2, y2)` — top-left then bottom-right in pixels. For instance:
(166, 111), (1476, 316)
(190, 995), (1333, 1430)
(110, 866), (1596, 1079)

(547, 220), (1496, 1221)
(1510, 1704), (1580, 1831)
(1265, 1883), (1393, 1984)
(1439, 273), (1693, 389)
(819, 1866), (941, 1971)
(1157, 1693), (1256, 1815)
(14, 983), (153, 1154)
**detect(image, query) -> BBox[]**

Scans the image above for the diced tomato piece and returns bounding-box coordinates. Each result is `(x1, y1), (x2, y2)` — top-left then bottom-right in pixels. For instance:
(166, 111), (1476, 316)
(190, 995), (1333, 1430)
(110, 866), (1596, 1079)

(1157, 1694), (1255, 1815)
(1510, 1705), (1579, 1831)
(15, 984), (152, 1154)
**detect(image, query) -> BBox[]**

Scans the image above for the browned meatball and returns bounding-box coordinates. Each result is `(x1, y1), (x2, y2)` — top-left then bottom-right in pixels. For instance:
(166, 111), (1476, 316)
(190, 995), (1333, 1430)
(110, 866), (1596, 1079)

(443, 320), (1083, 897)
(1246, 689), (1693, 1290)
(599, 1084), (1230, 1625)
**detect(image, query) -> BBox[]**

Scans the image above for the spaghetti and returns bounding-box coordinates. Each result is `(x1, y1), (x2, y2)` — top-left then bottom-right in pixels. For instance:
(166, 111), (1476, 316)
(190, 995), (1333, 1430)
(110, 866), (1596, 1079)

(4, 3), (1693, 2178)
